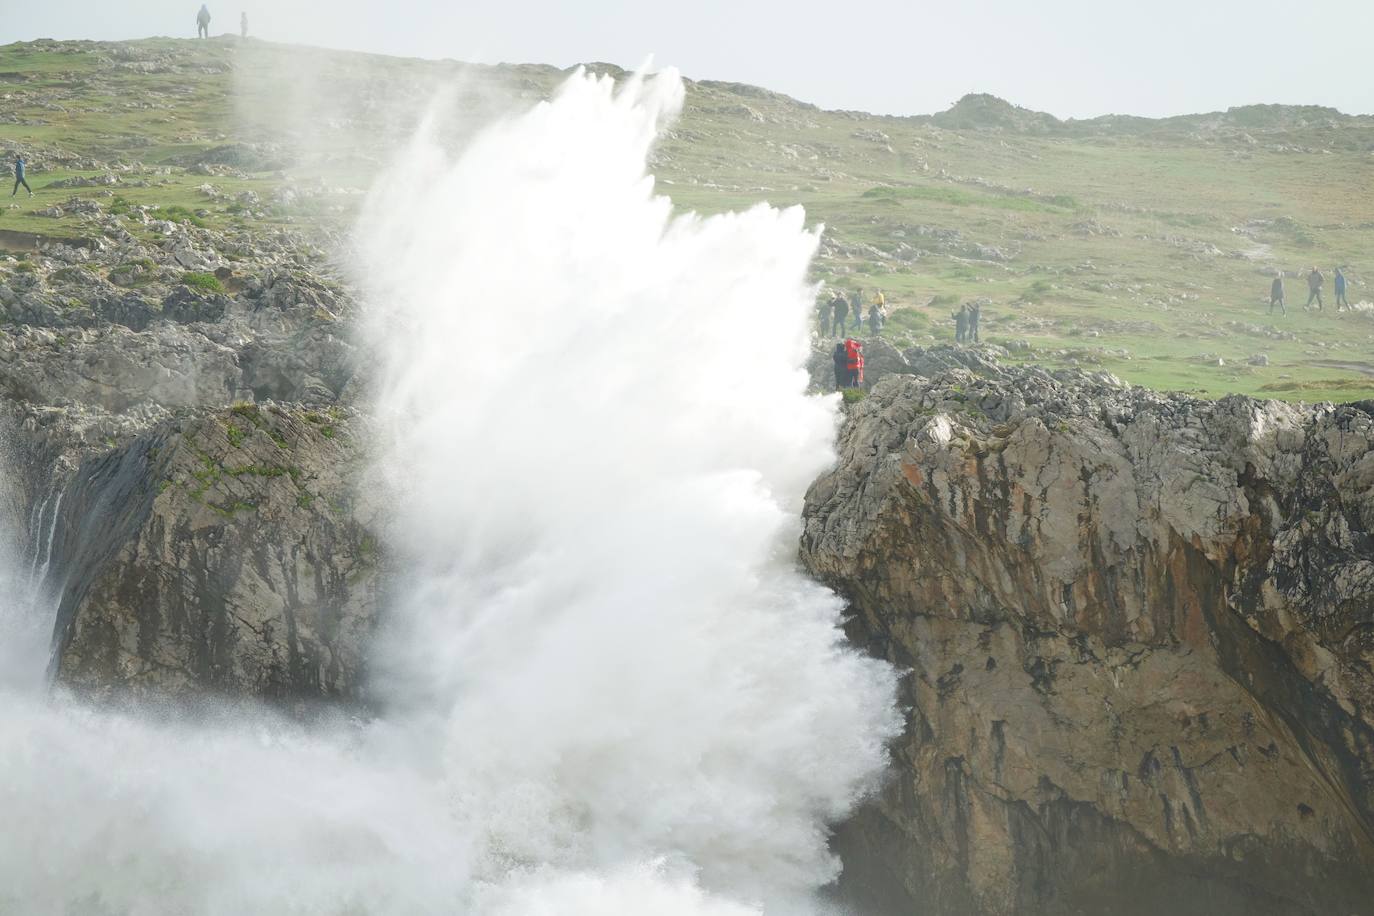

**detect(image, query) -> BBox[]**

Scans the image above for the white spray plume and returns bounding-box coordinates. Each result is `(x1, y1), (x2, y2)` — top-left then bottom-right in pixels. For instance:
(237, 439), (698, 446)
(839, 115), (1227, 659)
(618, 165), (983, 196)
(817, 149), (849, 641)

(0, 66), (899, 916)
(355, 65), (899, 910)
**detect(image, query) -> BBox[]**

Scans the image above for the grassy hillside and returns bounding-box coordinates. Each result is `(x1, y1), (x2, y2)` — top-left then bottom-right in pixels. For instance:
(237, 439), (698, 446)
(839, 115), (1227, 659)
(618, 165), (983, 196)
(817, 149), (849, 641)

(2, 37), (1373, 401)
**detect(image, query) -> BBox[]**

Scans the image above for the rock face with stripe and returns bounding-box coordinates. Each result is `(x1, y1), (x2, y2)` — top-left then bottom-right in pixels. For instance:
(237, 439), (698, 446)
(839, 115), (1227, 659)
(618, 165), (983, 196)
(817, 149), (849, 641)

(803, 363), (1374, 915)
(48, 404), (382, 703)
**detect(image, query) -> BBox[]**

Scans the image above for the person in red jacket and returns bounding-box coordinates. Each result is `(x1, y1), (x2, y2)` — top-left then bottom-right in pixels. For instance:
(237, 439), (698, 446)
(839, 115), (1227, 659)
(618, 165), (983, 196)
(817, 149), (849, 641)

(844, 337), (864, 387)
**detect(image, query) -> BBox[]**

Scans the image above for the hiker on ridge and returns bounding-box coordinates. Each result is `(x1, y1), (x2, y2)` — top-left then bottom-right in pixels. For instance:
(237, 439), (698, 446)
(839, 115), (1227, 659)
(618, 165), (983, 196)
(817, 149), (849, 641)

(1305, 266), (1324, 311)
(831, 291), (849, 337)
(1335, 267), (1350, 311)
(1269, 273), (1286, 315)
(197, 5), (212, 38)
(11, 156), (32, 198)
(850, 289), (864, 332)
(968, 301), (982, 343)
(818, 295), (833, 334)
(953, 304), (968, 343)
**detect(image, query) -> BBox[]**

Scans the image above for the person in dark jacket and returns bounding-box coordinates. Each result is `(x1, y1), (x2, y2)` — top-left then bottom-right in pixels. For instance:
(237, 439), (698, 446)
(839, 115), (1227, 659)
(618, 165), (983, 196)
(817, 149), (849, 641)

(818, 297), (833, 333)
(197, 5), (212, 38)
(1305, 267), (1324, 311)
(1269, 273), (1286, 315)
(850, 290), (864, 331)
(968, 301), (982, 342)
(11, 156), (32, 197)
(831, 293), (849, 337)
(832, 341), (848, 389)
(953, 305), (968, 343)
(1335, 268), (1350, 311)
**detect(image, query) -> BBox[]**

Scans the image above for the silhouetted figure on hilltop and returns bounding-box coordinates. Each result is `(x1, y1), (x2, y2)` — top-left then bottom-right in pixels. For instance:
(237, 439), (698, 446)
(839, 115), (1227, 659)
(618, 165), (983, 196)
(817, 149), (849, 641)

(1305, 267), (1324, 311)
(11, 156), (32, 197)
(197, 5), (212, 38)
(1269, 273), (1286, 315)
(241, 12), (248, 38)
(953, 304), (968, 343)
(968, 301), (982, 342)
(1335, 268), (1350, 311)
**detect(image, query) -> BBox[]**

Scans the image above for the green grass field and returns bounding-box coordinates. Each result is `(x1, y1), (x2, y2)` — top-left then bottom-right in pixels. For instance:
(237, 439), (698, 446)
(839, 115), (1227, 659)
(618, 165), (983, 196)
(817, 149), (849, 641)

(2, 36), (1372, 401)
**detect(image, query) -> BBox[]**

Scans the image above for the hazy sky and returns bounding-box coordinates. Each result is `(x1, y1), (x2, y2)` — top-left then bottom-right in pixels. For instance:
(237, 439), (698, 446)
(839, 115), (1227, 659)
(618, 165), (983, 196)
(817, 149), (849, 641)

(8, 0), (1374, 119)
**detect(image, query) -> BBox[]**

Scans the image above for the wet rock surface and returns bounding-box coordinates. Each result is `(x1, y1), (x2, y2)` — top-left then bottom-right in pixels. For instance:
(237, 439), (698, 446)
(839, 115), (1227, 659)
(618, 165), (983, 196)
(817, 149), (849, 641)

(803, 362), (1374, 914)
(49, 404), (380, 703)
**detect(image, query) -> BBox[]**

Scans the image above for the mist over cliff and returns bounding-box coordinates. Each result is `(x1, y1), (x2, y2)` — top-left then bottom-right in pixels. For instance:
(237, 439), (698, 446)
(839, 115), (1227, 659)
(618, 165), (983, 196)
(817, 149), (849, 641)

(0, 33), (1372, 916)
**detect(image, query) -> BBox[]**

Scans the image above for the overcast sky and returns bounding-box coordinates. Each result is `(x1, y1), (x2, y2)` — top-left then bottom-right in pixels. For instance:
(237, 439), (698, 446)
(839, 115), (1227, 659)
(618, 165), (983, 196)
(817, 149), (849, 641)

(8, 0), (1374, 119)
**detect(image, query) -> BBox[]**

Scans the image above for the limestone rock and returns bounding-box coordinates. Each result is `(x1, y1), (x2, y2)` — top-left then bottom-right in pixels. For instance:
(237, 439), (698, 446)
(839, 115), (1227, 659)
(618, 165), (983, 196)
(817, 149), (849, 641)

(803, 365), (1374, 915)
(48, 404), (381, 703)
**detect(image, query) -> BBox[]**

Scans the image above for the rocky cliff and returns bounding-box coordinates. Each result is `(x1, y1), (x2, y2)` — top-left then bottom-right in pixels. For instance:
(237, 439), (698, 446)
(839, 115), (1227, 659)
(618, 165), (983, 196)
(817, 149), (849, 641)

(802, 357), (1374, 914)
(48, 404), (381, 703)
(0, 203), (377, 704)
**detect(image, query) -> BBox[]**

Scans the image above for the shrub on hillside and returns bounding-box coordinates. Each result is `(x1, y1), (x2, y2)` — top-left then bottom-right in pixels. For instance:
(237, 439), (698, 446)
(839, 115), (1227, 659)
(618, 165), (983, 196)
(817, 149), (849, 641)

(182, 271), (224, 294)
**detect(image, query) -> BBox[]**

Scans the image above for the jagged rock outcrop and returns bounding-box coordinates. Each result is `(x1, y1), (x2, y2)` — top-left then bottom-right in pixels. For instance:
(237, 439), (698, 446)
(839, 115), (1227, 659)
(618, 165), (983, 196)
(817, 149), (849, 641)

(803, 363), (1374, 915)
(0, 223), (359, 414)
(806, 342), (1012, 393)
(0, 171), (371, 708)
(46, 403), (382, 703)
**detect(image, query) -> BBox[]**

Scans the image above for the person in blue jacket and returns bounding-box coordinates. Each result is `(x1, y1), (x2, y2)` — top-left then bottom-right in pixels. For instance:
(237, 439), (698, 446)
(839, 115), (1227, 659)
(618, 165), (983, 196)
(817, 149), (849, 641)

(1335, 267), (1350, 311)
(12, 156), (32, 197)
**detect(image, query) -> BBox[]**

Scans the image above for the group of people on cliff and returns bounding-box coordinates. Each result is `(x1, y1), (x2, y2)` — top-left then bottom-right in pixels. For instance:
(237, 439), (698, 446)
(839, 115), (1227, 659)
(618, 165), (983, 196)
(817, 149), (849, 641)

(1269, 267), (1352, 315)
(818, 289), (879, 392)
(831, 337), (864, 389)
(819, 288), (887, 337)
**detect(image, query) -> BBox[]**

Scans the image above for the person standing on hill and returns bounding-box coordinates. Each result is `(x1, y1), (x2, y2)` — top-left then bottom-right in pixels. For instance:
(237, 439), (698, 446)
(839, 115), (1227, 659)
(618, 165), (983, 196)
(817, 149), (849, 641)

(1269, 273), (1286, 315)
(831, 292), (849, 337)
(953, 304), (968, 343)
(818, 296), (833, 334)
(1335, 267), (1350, 311)
(850, 289), (864, 332)
(11, 156), (32, 197)
(868, 299), (886, 335)
(832, 341), (848, 389)
(240, 12), (248, 38)
(197, 5), (212, 38)
(1305, 267), (1325, 311)
(968, 301), (982, 343)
